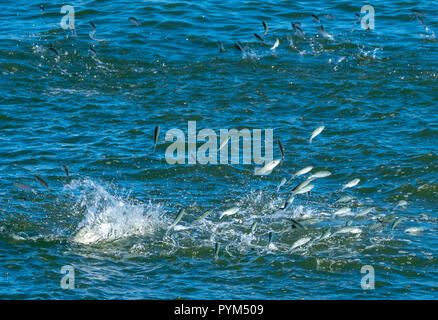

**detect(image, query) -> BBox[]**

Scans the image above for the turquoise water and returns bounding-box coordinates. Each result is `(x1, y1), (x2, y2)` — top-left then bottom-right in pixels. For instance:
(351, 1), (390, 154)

(0, 0), (437, 299)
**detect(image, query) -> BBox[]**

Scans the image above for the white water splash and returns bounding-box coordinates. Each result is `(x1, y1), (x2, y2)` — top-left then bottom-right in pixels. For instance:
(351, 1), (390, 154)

(64, 179), (165, 244)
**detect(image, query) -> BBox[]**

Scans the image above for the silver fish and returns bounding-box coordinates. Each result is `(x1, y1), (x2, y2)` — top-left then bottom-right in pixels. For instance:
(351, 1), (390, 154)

(262, 21), (268, 36)
(217, 40), (226, 53)
(277, 138), (285, 159)
(319, 229), (332, 241)
(49, 47), (59, 56)
(292, 23), (305, 38)
(291, 236), (311, 250)
(391, 217), (407, 231)
(13, 182), (36, 194)
(170, 209), (186, 229)
(292, 178), (314, 193)
(309, 170), (331, 179)
(254, 33), (265, 43)
(324, 14), (336, 20)
(214, 242), (220, 261)
(34, 174), (49, 191)
(195, 209), (213, 222)
(357, 207), (373, 216)
(343, 178), (360, 190)
(219, 207), (239, 219)
(312, 14), (321, 24)
(277, 178), (287, 191)
(404, 227), (424, 235)
(294, 183), (314, 195)
(88, 47), (97, 56)
(62, 164), (69, 177)
(293, 166), (313, 178)
(254, 159), (282, 176)
(336, 195), (353, 203)
(309, 125), (325, 144)
(290, 218), (305, 230)
(153, 126), (160, 151)
(317, 25), (335, 41)
(235, 41), (244, 52)
(250, 222), (257, 234)
(286, 34), (295, 48)
(129, 17), (139, 26)
(90, 21), (96, 31)
(334, 227), (361, 235)
(270, 38), (280, 50)
(334, 207), (351, 216)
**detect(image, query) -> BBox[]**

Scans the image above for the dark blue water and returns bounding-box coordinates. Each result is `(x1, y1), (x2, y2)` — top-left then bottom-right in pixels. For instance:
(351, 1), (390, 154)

(0, 0), (437, 299)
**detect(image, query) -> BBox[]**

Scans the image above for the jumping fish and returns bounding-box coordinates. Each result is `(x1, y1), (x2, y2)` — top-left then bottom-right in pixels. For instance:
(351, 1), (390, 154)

(62, 164), (69, 177)
(219, 207), (239, 219)
(214, 242), (220, 261)
(254, 33), (265, 43)
(291, 236), (311, 250)
(129, 17), (139, 26)
(262, 21), (268, 36)
(290, 218), (305, 230)
(319, 229), (332, 241)
(235, 41), (244, 52)
(324, 14), (336, 20)
(317, 25), (335, 41)
(270, 38), (280, 50)
(170, 209), (186, 229)
(294, 184), (314, 195)
(34, 174), (49, 191)
(49, 47), (59, 56)
(395, 200), (408, 209)
(334, 207), (351, 216)
(309, 170), (331, 179)
(277, 138), (285, 159)
(13, 182), (36, 194)
(217, 41), (226, 53)
(312, 14), (321, 24)
(280, 195), (294, 210)
(343, 178), (360, 190)
(292, 178), (314, 193)
(404, 227), (424, 235)
(336, 195), (353, 203)
(292, 23), (305, 38)
(88, 47), (97, 56)
(391, 217), (407, 231)
(293, 166), (313, 178)
(254, 159), (282, 175)
(195, 209), (213, 222)
(357, 207), (373, 216)
(277, 178), (287, 191)
(250, 222), (257, 234)
(40, 4), (45, 14)
(268, 231), (273, 245)
(153, 126), (160, 151)
(309, 126), (325, 144)
(286, 34), (295, 48)
(334, 227), (362, 235)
